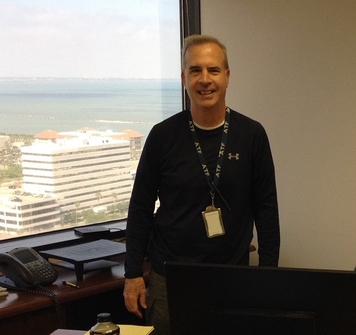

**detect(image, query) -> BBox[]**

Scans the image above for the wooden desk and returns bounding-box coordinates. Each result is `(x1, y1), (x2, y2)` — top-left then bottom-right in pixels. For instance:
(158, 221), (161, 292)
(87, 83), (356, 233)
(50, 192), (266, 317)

(0, 255), (150, 335)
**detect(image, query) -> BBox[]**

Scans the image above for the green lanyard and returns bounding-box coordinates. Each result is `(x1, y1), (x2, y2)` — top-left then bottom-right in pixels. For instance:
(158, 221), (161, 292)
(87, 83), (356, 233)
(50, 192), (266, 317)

(188, 107), (231, 211)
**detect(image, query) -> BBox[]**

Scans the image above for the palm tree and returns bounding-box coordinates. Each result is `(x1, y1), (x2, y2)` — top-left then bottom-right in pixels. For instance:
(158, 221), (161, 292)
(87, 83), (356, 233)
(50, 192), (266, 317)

(74, 201), (81, 223)
(95, 191), (102, 205)
(111, 192), (118, 213)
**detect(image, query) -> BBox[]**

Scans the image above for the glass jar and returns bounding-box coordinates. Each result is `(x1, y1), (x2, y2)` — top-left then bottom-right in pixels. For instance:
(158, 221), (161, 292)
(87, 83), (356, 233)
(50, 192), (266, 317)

(89, 313), (120, 335)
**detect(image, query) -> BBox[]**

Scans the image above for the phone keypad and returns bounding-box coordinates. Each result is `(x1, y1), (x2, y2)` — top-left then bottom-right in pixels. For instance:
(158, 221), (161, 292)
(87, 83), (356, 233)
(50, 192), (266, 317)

(27, 261), (58, 284)
(32, 264), (56, 279)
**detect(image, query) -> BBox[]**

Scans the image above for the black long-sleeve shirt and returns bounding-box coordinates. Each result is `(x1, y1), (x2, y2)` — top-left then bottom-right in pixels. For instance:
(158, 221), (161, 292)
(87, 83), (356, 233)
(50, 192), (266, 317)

(125, 109), (280, 278)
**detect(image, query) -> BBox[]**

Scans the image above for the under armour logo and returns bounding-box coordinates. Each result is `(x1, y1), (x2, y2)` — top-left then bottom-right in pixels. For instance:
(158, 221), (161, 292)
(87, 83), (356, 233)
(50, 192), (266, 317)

(228, 153), (239, 160)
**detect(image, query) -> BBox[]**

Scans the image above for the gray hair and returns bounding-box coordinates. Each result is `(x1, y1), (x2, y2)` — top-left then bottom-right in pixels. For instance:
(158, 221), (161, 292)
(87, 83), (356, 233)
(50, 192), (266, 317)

(181, 34), (229, 69)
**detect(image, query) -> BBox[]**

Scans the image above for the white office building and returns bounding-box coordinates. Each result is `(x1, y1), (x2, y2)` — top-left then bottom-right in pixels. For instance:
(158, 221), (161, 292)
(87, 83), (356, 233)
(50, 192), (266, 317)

(20, 128), (134, 220)
(0, 197), (61, 235)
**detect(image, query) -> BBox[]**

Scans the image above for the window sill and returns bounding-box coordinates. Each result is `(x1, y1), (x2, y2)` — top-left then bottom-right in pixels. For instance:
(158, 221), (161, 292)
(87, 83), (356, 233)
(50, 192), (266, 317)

(0, 220), (127, 253)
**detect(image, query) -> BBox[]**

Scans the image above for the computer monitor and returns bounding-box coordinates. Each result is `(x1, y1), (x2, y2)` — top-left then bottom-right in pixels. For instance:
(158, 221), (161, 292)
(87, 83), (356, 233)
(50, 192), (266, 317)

(165, 262), (356, 335)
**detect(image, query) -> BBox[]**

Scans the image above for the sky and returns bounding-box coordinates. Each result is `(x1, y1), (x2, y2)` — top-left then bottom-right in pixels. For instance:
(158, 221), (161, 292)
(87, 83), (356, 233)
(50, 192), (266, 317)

(0, 0), (181, 79)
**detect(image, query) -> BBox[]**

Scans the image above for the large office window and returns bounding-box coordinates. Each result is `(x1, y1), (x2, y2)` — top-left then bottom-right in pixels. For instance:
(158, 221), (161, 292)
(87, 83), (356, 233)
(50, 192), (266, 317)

(0, 0), (187, 241)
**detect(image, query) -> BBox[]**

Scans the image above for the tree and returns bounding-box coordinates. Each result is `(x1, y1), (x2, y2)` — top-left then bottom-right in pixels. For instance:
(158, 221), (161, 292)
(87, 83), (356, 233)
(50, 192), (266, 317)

(111, 192), (118, 213)
(74, 201), (81, 223)
(95, 191), (102, 204)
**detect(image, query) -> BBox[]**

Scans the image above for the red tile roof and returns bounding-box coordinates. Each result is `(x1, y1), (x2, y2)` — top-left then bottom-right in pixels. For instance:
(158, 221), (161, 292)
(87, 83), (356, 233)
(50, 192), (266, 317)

(34, 130), (66, 140)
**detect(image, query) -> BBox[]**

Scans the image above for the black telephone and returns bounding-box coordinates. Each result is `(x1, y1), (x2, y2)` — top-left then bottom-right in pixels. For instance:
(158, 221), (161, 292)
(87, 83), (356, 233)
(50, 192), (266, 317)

(0, 247), (58, 288)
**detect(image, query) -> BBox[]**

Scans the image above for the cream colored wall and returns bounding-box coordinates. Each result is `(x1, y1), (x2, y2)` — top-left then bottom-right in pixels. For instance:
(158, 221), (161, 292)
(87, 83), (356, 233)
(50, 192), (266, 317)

(201, 0), (356, 270)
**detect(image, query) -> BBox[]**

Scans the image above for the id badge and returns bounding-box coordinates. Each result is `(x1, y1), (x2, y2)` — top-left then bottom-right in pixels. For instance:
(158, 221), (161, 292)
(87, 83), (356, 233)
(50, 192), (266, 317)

(202, 205), (225, 238)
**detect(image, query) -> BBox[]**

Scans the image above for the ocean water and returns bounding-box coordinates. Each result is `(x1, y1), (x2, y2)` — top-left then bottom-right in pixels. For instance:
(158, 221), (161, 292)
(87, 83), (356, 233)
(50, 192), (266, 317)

(0, 78), (182, 138)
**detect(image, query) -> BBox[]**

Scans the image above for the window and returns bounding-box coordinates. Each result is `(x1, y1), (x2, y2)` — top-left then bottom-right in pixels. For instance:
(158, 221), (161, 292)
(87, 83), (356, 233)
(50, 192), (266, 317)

(0, 0), (190, 241)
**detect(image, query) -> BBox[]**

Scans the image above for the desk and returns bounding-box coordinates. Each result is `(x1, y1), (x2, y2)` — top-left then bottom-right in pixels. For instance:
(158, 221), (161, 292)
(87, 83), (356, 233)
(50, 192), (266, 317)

(0, 255), (150, 335)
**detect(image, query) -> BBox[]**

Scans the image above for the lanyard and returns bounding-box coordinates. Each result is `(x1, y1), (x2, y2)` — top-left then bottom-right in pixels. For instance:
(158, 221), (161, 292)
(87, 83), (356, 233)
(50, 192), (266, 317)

(188, 107), (231, 211)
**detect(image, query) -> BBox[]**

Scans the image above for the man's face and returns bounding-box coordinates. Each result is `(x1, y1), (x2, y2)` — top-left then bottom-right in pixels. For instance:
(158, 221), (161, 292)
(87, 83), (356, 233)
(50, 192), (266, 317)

(181, 42), (230, 111)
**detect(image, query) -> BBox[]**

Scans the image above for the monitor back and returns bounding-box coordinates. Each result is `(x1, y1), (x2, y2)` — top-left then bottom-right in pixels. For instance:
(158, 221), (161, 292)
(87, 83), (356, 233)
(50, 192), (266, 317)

(165, 262), (356, 335)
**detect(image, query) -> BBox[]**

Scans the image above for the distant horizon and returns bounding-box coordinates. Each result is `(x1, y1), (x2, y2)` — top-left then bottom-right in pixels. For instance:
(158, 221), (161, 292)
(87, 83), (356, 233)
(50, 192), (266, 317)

(0, 78), (182, 137)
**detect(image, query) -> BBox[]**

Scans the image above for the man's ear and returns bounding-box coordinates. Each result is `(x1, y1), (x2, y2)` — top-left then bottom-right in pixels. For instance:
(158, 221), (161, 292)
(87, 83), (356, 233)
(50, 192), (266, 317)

(225, 68), (230, 87)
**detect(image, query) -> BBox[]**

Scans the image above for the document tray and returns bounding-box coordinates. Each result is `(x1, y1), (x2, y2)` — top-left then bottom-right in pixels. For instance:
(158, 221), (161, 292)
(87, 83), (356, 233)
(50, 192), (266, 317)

(40, 239), (126, 281)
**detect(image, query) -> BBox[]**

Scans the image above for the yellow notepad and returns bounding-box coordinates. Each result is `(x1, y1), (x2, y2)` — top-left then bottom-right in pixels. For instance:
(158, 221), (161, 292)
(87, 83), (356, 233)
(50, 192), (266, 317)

(85, 324), (154, 335)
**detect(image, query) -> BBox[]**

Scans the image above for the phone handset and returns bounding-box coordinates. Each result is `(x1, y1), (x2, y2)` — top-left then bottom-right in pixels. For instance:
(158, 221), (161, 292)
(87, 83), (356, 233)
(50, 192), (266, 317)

(0, 247), (58, 288)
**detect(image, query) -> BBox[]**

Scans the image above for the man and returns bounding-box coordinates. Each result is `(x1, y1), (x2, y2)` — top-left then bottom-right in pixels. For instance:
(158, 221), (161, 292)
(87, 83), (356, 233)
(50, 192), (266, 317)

(123, 34), (280, 335)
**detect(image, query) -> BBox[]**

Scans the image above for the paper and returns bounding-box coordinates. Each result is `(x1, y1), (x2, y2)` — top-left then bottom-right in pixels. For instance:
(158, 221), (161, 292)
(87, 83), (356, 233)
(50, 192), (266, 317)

(85, 324), (154, 335)
(0, 286), (8, 297)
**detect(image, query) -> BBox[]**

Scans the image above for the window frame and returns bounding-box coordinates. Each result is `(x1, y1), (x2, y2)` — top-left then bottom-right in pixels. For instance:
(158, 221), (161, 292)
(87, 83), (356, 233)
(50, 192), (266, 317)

(180, 0), (201, 110)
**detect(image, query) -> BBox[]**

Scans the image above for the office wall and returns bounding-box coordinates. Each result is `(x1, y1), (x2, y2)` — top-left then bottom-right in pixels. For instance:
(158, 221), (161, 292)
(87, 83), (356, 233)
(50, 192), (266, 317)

(201, 0), (356, 270)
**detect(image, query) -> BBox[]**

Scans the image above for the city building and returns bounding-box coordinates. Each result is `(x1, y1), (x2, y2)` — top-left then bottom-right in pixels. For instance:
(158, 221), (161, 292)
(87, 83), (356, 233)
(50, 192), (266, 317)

(0, 196), (60, 235)
(21, 128), (136, 217)
(119, 129), (145, 159)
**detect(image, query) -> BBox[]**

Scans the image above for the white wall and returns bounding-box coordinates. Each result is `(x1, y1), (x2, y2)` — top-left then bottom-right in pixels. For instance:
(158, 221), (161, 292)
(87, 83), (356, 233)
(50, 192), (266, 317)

(201, 0), (356, 270)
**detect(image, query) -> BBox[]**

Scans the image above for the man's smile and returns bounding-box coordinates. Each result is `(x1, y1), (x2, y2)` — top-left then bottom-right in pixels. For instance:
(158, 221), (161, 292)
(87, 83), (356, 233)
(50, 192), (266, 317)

(198, 90), (215, 95)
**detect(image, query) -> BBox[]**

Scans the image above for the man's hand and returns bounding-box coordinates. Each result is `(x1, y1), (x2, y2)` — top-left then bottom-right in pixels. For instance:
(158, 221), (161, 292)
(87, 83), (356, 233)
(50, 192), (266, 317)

(123, 277), (147, 319)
